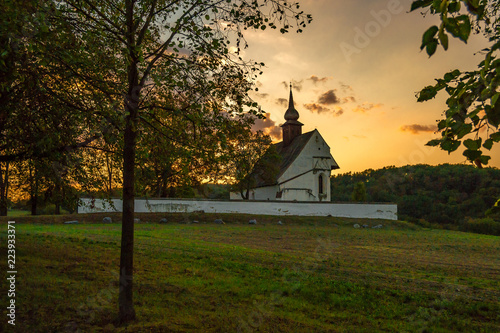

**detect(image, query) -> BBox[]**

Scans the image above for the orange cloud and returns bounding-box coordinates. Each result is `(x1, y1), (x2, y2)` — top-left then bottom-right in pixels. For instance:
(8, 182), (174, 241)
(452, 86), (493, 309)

(308, 75), (332, 85)
(400, 124), (437, 134)
(342, 96), (356, 103)
(353, 103), (383, 113)
(339, 82), (353, 93)
(251, 112), (282, 141)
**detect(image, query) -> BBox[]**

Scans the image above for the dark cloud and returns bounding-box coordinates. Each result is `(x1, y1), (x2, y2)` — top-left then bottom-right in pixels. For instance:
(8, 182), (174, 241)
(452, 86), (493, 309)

(339, 82), (353, 93)
(281, 79), (303, 92)
(353, 103), (383, 113)
(400, 124), (437, 134)
(304, 104), (343, 116)
(254, 92), (269, 99)
(251, 113), (282, 141)
(318, 90), (340, 105)
(342, 96), (356, 103)
(276, 98), (288, 107)
(304, 103), (330, 114)
(308, 75), (332, 85)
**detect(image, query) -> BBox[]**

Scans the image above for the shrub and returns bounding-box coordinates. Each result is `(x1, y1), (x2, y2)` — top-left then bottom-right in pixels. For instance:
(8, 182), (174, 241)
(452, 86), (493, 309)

(461, 217), (500, 236)
(38, 204), (69, 216)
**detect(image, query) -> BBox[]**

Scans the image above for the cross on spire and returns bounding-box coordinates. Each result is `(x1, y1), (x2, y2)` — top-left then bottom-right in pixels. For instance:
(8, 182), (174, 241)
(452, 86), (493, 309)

(281, 81), (303, 146)
(285, 83), (299, 121)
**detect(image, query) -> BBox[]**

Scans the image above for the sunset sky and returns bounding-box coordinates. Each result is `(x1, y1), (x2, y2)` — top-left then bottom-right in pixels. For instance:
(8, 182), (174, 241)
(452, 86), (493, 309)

(241, 0), (499, 173)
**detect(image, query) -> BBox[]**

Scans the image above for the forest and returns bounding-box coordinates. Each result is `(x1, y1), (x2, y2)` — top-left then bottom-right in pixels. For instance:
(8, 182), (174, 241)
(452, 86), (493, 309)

(331, 164), (500, 233)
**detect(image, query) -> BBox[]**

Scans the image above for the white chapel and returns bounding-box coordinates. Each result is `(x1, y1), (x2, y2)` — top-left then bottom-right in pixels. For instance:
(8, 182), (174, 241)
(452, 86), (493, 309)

(230, 87), (339, 201)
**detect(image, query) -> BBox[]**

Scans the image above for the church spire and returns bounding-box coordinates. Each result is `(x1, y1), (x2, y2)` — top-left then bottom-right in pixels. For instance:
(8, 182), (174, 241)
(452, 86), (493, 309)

(281, 83), (303, 147)
(285, 83), (300, 121)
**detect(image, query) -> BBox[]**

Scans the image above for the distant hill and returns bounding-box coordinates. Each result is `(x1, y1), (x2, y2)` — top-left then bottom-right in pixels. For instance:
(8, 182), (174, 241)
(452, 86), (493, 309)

(330, 164), (500, 224)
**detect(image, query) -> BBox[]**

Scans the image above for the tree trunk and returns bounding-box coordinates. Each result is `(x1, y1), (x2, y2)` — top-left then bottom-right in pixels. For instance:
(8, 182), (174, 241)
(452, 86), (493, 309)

(241, 180), (250, 200)
(106, 153), (113, 195)
(119, 113), (137, 323)
(30, 162), (38, 216)
(54, 183), (61, 215)
(119, 4), (140, 320)
(0, 162), (9, 216)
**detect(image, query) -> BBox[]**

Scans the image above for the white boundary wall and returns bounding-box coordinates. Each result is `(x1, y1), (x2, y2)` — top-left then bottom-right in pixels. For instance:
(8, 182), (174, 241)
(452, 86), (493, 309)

(78, 198), (397, 220)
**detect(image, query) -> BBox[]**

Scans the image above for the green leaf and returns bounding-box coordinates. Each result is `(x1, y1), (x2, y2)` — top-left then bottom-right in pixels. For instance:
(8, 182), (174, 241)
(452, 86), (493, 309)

(438, 29), (449, 50)
(442, 139), (461, 152)
(426, 139), (441, 147)
(487, 101), (500, 127)
(448, 1), (461, 13)
(411, 0), (434, 12)
(463, 149), (482, 161)
(445, 15), (471, 42)
(426, 40), (438, 56)
(421, 25), (439, 50)
(437, 119), (447, 130)
(463, 138), (482, 150)
(478, 155), (491, 165)
(418, 86), (438, 102)
(455, 123), (473, 140)
(483, 139), (493, 150)
(490, 132), (500, 142)
(492, 92), (500, 106)
(444, 72), (454, 82)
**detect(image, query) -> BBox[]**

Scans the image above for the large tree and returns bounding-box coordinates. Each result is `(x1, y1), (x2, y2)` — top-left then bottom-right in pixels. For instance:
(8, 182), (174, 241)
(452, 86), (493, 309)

(45, 0), (312, 323)
(412, 0), (500, 167)
(0, 0), (121, 215)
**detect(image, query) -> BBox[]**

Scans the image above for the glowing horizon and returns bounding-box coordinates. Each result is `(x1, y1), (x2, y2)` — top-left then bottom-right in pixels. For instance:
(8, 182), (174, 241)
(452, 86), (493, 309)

(243, 0), (499, 173)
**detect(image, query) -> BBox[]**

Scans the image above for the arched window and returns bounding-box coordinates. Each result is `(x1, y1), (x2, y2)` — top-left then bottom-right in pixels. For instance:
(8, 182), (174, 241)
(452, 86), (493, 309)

(318, 174), (324, 194)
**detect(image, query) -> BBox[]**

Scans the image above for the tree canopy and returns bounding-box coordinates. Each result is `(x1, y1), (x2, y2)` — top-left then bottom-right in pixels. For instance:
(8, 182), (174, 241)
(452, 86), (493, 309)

(0, 0), (312, 323)
(412, 0), (500, 167)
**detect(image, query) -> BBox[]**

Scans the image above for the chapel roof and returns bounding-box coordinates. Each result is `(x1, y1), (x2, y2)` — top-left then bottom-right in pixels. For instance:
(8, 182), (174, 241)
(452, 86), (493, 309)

(252, 129), (339, 188)
(274, 130), (316, 179)
(247, 87), (339, 190)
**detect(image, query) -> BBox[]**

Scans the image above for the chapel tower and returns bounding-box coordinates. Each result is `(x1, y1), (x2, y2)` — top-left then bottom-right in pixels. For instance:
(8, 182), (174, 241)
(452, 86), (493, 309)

(281, 84), (303, 146)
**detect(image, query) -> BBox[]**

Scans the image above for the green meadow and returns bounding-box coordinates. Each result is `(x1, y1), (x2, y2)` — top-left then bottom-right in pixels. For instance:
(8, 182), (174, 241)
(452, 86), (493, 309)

(1, 214), (499, 332)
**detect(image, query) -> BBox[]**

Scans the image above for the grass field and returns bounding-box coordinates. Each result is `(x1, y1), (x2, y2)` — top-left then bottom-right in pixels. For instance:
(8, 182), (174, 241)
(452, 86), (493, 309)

(6, 209), (31, 217)
(0, 213), (499, 332)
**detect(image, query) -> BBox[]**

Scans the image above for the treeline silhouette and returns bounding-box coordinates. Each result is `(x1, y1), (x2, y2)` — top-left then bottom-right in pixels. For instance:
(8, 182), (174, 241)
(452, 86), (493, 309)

(330, 164), (500, 225)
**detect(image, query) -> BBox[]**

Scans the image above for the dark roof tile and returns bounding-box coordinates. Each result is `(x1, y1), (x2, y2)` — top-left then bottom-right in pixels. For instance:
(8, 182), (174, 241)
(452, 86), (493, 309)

(253, 130), (315, 188)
